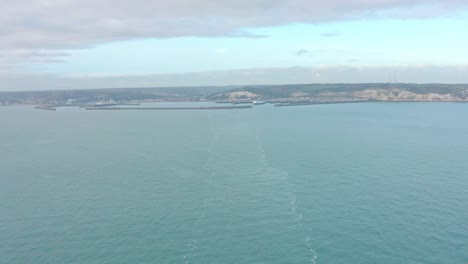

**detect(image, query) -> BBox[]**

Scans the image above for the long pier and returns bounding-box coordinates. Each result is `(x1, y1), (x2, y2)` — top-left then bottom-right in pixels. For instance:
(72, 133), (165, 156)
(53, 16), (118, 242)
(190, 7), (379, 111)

(85, 105), (252, 110)
(274, 100), (372, 107)
(34, 105), (56, 111)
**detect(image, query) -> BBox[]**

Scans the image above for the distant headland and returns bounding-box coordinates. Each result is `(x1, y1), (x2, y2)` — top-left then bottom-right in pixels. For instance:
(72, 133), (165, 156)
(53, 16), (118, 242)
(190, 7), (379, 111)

(1, 83), (468, 109)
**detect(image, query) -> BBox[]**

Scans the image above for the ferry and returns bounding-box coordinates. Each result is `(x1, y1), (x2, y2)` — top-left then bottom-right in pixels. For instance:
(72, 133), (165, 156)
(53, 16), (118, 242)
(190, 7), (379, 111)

(94, 100), (117, 107)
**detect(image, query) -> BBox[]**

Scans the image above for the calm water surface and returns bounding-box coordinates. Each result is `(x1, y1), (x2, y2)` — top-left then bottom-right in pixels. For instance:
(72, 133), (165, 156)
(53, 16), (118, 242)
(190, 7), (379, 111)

(1, 103), (467, 263)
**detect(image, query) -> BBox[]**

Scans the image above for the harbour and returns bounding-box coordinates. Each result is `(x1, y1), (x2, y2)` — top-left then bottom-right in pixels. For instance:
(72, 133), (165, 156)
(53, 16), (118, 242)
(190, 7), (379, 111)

(34, 105), (56, 111)
(85, 105), (253, 110)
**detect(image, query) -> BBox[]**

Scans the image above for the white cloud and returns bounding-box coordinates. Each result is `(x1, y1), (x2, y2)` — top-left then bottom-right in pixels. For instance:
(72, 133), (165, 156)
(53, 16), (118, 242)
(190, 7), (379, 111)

(1, 0), (467, 90)
(2, 65), (468, 91)
(296, 49), (309, 56)
(214, 48), (228, 54)
(2, 0), (467, 53)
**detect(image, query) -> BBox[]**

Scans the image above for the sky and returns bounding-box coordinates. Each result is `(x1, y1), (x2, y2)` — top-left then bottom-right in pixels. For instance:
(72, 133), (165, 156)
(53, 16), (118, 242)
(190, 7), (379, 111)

(1, 0), (468, 91)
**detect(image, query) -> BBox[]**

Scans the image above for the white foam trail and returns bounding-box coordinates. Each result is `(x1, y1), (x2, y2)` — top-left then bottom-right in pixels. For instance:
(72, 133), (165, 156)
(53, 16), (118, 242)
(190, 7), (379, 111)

(185, 116), (319, 263)
(183, 114), (218, 263)
(286, 185), (318, 263)
(183, 254), (192, 264)
(248, 121), (318, 264)
(286, 182), (318, 264)
(188, 240), (198, 251)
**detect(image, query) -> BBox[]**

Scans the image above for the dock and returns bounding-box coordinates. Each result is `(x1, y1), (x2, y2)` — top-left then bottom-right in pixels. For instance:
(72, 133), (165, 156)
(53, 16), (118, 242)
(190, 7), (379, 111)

(85, 105), (252, 110)
(35, 105), (56, 111)
(274, 100), (371, 107)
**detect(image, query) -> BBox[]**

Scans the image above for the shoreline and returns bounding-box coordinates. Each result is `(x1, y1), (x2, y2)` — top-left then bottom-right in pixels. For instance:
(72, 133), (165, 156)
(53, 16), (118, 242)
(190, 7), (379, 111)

(2, 100), (468, 111)
(85, 105), (253, 110)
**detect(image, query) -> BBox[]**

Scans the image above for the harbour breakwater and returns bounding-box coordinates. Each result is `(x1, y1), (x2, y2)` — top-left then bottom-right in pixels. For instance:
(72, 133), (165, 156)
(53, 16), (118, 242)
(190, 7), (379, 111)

(274, 100), (372, 107)
(85, 105), (253, 110)
(34, 105), (56, 111)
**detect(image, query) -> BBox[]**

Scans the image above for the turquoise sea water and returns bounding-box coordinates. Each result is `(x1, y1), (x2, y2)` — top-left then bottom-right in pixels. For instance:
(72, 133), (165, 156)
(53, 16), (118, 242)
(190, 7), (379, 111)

(1, 103), (467, 264)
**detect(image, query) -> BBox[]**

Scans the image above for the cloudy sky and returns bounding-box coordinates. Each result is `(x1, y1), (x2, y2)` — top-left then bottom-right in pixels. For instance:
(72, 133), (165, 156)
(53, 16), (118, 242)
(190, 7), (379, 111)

(2, 0), (468, 91)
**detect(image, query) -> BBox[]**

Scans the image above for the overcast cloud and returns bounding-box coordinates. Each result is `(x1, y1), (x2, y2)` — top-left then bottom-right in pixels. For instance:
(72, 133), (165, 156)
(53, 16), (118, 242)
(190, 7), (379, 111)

(1, 0), (468, 90)
(2, 0), (468, 52)
(1, 65), (467, 91)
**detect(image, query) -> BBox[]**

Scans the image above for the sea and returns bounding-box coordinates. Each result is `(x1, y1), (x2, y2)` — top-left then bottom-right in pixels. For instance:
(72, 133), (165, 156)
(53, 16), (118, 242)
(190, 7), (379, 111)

(1, 102), (467, 264)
